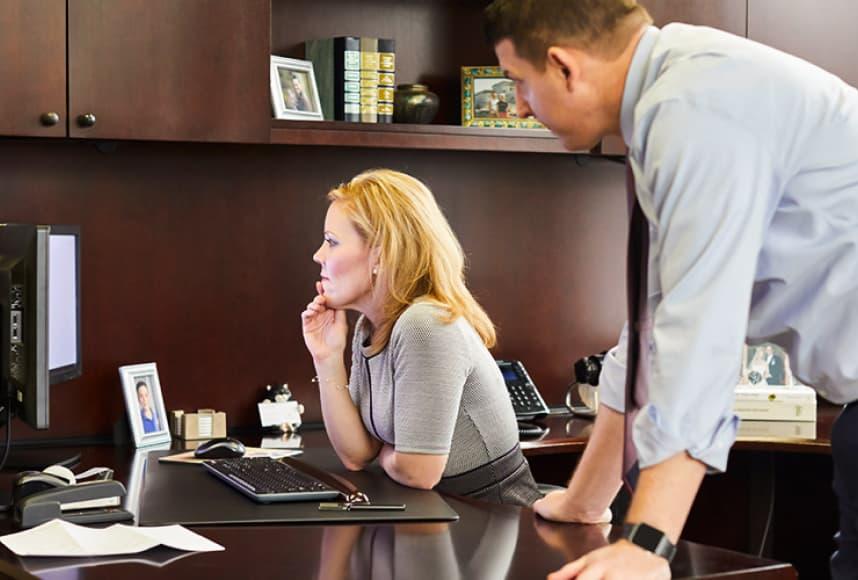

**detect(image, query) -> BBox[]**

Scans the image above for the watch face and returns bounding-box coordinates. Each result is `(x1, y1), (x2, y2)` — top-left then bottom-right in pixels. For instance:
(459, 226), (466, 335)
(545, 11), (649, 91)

(633, 523), (664, 551)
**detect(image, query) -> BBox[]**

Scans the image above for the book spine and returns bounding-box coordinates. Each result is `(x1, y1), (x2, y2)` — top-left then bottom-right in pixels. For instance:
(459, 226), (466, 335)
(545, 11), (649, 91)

(377, 38), (395, 124)
(341, 37), (361, 123)
(305, 37), (360, 122)
(304, 39), (334, 120)
(360, 37), (379, 123)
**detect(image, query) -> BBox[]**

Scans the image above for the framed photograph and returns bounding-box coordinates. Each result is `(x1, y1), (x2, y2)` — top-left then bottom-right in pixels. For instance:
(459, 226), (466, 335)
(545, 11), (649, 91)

(119, 362), (171, 448)
(270, 56), (324, 121)
(461, 66), (545, 129)
(739, 343), (794, 387)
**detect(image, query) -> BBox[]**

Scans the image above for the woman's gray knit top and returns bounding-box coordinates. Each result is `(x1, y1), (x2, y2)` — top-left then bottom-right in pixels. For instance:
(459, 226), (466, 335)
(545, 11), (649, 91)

(348, 302), (523, 477)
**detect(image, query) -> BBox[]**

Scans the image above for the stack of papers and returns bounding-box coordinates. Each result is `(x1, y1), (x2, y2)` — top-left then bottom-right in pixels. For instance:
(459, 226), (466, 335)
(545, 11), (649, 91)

(734, 384), (817, 421)
(0, 519), (224, 557)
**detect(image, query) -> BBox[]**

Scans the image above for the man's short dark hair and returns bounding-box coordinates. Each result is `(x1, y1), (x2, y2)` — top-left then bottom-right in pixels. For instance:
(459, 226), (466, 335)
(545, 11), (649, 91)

(136, 381), (148, 391)
(484, 0), (652, 67)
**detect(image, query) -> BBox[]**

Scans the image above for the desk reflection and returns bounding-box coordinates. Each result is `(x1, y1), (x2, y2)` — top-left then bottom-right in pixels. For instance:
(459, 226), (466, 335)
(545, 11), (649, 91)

(318, 499), (519, 580)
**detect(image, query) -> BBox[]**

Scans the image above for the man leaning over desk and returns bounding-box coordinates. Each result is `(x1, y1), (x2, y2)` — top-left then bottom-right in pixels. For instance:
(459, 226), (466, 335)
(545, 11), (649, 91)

(484, 1), (858, 578)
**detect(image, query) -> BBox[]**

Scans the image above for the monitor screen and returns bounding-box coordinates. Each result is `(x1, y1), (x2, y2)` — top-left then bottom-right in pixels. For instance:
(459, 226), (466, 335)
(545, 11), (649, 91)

(48, 227), (81, 383)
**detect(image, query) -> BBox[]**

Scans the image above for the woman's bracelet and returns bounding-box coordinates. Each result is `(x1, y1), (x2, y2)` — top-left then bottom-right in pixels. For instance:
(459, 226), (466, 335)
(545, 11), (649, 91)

(312, 376), (349, 391)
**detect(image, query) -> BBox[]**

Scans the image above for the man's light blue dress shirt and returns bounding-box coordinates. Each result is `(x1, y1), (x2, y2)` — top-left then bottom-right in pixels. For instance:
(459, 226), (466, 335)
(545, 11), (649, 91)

(600, 24), (858, 472)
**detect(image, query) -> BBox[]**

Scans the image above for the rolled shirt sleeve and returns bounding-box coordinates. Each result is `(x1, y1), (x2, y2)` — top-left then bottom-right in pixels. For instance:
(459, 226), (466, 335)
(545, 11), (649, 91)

(630, 100), (776, 472)
(597, 322), (629, 413)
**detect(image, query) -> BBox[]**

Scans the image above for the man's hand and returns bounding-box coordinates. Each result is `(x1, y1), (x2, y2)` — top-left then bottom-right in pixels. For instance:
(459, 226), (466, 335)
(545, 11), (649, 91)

(547, 540), (670, 580)
(534, 490), (612, 524)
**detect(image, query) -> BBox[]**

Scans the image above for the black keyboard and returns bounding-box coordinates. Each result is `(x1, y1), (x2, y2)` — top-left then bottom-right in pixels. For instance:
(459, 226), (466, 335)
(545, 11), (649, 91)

(202, 457), (341, 503)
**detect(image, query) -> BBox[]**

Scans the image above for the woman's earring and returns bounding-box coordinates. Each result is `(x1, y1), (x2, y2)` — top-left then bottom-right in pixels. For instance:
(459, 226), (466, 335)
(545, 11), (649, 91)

(372, 266), (378, 275)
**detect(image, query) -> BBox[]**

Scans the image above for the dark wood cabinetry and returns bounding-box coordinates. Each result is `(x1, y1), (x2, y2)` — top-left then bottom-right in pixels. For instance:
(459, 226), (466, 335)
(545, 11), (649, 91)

(646, 0), (748, 35)
(0, 0), (66, 138)
(68, 0), (270, 143)
(748, 0), (858, 88)
(1, 0), (270, 143)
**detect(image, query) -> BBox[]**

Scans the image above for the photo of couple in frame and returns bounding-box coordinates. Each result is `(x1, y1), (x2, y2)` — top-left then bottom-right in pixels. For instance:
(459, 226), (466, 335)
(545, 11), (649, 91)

(739, 343), (794, 387)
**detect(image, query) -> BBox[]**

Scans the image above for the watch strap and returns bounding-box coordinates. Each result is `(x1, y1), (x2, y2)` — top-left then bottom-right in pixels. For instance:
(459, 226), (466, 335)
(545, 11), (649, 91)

(622, 522), (677, 563)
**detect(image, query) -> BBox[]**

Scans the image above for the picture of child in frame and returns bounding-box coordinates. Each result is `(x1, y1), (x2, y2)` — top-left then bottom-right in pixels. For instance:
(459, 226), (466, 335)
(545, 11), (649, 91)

(136, 377), (162, 433)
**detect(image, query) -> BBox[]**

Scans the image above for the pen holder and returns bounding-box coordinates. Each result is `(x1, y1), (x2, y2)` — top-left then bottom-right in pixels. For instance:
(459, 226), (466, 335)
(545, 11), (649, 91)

(170, 409), (227, 440)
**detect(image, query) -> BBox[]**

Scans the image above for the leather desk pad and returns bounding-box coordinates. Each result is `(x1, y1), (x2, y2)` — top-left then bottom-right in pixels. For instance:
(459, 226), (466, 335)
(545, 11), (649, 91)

(137, 448), (459, 526)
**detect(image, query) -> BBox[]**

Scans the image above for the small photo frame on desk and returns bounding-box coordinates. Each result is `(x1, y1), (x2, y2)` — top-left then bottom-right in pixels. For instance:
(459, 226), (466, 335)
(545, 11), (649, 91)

(739, 343), (794, 387)
(119, 362), (171, 448)
(270, 56), (324, 121)
(461, 66), (544, 129)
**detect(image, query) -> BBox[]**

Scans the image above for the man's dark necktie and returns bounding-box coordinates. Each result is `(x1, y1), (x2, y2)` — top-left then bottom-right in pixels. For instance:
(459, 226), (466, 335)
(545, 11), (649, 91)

(623, 159), (650, 492)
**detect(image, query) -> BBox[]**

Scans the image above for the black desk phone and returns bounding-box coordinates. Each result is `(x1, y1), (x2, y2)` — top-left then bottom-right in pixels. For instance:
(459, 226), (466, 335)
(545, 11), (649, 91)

(496, 359), (550, 420)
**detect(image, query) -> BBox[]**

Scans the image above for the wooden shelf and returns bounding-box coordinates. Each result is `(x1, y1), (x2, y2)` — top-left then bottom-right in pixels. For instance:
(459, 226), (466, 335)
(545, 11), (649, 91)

(269, 120), (578, 154)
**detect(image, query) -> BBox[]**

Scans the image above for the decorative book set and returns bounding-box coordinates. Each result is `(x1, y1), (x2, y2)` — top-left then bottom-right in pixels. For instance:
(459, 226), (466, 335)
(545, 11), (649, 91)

(305, 36), (395, 123)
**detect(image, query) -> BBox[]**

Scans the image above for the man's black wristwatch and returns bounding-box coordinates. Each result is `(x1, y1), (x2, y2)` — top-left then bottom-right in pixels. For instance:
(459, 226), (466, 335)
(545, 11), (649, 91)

(622, 522), (677, 563)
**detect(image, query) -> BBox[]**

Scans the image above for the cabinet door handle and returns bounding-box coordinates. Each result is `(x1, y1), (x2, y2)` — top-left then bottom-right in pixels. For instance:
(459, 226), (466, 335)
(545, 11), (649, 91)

(40, 112), (61, 126)
(76, 113), (97, 128)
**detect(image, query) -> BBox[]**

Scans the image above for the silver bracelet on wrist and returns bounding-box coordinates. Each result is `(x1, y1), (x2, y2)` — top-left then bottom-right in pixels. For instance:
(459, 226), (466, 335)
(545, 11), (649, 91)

(312, 376), (349, 391)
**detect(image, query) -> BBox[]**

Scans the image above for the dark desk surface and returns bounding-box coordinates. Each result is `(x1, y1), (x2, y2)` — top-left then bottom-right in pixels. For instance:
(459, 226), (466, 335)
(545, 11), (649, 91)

(522, 400), (841, 457)
(0, 435), (796, 579)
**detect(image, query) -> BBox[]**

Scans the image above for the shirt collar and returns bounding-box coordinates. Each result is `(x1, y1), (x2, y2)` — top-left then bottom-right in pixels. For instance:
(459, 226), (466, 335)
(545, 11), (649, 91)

(620, 26), (660, 146)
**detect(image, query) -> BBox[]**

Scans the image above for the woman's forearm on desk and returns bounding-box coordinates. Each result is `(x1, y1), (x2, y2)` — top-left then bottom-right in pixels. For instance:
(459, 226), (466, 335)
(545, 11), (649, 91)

(315, 358), (381, 470)
(378, 445), (447, 490)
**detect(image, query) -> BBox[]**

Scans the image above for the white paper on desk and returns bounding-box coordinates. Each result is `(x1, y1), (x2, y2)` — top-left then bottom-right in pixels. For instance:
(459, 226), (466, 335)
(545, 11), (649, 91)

(0, 519), (224, 557)
(258, 400), (302, 427)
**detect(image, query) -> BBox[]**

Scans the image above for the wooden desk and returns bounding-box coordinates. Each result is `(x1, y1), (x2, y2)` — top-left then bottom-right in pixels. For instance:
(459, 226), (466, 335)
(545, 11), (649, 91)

(520, 401), (843, 580)
(0, 438), (796, 579)
(521, 400), (840, 456)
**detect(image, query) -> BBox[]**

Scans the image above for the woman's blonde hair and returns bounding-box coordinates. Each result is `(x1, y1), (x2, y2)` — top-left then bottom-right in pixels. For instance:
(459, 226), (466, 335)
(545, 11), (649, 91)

(328, 169), (496, 354)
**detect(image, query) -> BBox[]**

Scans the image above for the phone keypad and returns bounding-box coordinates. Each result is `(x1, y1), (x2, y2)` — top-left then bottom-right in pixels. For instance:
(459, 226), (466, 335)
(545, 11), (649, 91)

(508, 383), (546, 415)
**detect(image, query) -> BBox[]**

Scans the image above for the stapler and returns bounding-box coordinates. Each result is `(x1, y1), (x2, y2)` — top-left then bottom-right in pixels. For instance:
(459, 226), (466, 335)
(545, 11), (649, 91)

(15, 480), (133, 528)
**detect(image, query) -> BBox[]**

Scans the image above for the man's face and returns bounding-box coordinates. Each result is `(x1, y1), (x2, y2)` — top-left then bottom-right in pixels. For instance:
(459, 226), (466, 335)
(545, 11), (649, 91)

(494, 39), (605, 151)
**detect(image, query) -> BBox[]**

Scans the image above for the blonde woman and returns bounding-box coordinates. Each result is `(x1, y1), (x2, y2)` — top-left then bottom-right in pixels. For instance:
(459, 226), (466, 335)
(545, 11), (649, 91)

(301, 169), (540, 506)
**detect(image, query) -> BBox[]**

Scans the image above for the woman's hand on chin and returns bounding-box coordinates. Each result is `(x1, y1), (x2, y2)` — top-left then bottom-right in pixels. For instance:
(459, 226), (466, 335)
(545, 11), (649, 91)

(301, 281), (348, 363)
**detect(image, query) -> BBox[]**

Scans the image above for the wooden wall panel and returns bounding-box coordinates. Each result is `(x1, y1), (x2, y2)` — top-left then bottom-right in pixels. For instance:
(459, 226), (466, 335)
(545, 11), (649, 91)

(749, 0), (858, 88)
(644, 0), (748, 36)
(0, 140), (627, 439)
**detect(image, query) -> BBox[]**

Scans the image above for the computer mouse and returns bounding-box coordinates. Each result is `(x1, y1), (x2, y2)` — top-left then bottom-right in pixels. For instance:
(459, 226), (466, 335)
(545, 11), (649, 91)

(194, 437), (246, 459)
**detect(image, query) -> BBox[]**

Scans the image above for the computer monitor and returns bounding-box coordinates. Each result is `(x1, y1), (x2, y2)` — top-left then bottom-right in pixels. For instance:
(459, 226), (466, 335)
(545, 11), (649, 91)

(1, 224), (81, 431)
(0, 224), (50, 429)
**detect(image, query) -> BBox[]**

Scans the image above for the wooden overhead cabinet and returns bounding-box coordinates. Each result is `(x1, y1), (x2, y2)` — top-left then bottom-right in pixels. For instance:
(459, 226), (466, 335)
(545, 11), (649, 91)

(67, 0), (270, 143)
(0, 0), (67, 138)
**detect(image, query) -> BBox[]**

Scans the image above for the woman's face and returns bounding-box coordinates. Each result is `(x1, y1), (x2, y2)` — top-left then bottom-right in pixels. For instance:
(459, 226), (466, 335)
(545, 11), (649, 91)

(313, 201), (377, 311)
